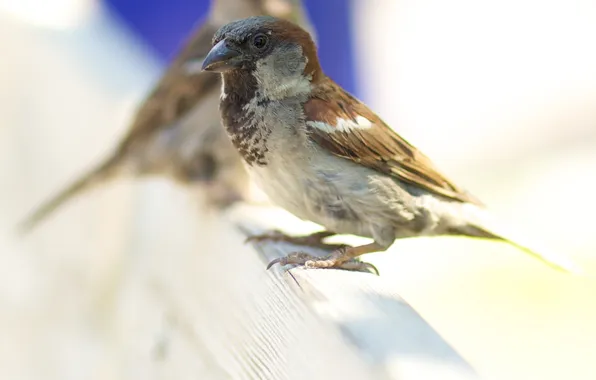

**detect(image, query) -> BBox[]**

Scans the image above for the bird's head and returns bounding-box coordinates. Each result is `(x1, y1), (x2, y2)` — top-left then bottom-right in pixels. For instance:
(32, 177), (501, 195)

(201, 16), (322, 95)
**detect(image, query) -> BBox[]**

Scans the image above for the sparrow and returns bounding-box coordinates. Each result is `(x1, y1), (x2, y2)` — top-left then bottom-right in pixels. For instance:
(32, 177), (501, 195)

(17, 0), (314, 233)
(200, 16), (580, 273)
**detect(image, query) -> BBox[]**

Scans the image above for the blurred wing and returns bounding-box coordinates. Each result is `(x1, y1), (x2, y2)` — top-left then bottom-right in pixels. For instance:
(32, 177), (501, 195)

(18, 20), (224, 233)
(118, 20), (221, 151)
(304, 78), (482, 205)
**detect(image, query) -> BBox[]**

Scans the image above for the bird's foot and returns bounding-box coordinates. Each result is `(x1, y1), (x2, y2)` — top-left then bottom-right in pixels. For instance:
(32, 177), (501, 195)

(266, 250), (378, 275)
(245, 230), (346, 250)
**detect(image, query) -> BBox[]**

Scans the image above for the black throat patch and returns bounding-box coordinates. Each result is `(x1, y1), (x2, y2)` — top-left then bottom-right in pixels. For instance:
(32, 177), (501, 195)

(220, 71), (271, 166)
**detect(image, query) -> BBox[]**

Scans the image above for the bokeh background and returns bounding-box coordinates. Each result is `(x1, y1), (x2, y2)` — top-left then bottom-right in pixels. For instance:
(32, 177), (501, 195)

(1, 0), (595, 379)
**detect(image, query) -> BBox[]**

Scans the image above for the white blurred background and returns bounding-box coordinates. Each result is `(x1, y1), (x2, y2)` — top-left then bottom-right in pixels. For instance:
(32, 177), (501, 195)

(1, 0), (595, 379)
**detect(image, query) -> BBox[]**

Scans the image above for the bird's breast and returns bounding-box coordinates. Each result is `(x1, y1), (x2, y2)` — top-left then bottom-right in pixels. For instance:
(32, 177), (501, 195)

(246, 146), (377, 238)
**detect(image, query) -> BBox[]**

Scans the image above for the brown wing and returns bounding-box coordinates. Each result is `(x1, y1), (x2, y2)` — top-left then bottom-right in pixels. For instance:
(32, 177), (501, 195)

(116, 20), (221, 152)
(304, 78), (482, 205)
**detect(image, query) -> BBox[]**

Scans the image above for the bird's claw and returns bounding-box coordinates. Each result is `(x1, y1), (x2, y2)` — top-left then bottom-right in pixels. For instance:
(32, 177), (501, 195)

(245, 230), (347, 250)
(266, 251), (379, 275)
(245, 229), (287, 244)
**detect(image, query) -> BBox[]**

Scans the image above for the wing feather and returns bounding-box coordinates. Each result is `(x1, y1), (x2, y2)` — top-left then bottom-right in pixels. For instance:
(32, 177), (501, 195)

(117, 21), (221, 152)
(304, 78), (482, 205)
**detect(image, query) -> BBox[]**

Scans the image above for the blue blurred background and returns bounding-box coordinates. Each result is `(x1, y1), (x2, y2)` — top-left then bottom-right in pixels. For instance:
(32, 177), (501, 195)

(104, 0), (358, 94)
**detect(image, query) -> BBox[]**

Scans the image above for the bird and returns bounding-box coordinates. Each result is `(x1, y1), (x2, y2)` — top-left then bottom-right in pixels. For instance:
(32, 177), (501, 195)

(17, 0), (314, 233)
(200, 15), (580, 274)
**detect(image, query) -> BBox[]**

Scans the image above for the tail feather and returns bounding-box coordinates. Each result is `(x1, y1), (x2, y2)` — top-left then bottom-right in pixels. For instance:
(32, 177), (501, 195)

(505, 238), (583, 274)
(456, 224), (581, 274)
(454, 207), (583, 274)
(17, 154), (124, 234)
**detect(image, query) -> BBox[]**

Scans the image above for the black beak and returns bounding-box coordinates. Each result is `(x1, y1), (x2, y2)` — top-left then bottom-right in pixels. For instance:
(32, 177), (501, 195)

(201, 39), (242, 72)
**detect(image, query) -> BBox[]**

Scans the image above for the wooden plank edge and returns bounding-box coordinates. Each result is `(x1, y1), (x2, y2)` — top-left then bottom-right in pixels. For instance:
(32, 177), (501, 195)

(226, 203), (481, 380)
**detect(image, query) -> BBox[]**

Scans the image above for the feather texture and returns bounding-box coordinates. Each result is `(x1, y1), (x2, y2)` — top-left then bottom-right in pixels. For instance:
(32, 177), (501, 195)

(304, 78), (483, 206)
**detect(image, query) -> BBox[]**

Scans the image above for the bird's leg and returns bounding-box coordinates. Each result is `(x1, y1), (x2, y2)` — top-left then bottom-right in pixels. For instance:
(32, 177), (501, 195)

(266, 242), (383, 275)
(245, 230), (347, 250)
(305, 242), (384, 268)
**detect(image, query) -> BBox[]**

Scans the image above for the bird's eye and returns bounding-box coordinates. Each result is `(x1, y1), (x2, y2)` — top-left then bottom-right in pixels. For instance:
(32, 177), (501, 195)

(252, 34), (268, 49)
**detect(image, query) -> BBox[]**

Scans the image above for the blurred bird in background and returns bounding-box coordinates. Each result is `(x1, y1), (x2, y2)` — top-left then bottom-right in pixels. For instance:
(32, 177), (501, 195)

(18, 0), (314, 233)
